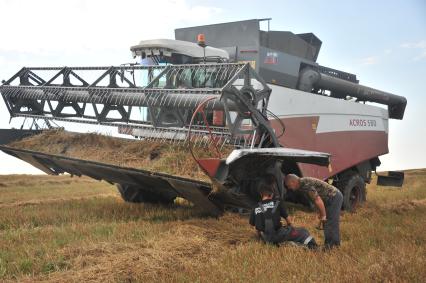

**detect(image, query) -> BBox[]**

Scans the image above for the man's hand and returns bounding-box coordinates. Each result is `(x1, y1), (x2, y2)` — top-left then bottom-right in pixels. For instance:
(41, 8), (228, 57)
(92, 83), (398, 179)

(285, 217), (293, 227)
(256, 230), (261, 239)
(316, 215), (327, 230)
(318, 214), (327, 221)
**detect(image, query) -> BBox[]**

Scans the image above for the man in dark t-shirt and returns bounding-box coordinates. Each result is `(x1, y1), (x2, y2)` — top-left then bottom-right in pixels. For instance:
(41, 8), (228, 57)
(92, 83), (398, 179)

(249, 176), (318, 249)
(284, 174), (343, 249)
(249, 197), (290, 234)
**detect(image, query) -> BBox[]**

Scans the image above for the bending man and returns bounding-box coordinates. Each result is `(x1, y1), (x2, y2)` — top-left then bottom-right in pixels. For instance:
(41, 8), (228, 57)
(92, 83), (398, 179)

(284, 174), (343, 249)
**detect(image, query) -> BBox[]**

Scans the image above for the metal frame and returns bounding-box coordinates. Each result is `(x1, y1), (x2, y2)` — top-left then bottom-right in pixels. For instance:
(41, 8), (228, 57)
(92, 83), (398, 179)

(1, 63), (274, 148)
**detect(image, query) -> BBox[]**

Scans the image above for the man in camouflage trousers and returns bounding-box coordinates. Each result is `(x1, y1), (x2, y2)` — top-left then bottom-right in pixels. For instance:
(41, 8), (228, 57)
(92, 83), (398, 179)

(284, 174), (343, 249)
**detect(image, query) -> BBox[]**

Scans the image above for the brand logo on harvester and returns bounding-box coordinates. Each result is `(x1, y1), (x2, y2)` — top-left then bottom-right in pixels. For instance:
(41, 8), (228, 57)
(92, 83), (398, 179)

(264, 52), (278, 64)
(349, 119), (377, 127)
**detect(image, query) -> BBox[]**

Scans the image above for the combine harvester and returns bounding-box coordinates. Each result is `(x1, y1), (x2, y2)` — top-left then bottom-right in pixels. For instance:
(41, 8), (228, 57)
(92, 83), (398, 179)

(0, 19), (406, 214)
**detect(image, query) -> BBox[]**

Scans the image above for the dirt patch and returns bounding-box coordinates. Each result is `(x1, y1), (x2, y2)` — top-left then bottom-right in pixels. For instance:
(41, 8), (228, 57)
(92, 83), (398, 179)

(381, 198), (426, 214)
(0, 182), (7, 187)
(8, 130), (231, 182)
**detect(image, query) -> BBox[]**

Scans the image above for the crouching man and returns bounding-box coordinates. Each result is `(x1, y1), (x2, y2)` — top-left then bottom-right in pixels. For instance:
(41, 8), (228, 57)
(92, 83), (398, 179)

(249, 177), (318, 249)
(284, 174), (343, 249)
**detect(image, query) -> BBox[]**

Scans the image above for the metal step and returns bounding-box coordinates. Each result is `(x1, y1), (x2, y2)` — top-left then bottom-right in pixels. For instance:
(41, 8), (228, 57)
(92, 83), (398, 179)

(377, 171), (405, 187)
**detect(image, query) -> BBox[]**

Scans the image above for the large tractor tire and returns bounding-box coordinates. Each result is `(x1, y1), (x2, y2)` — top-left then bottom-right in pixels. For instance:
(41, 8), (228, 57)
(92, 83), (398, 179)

(339, 173), (366, 212)
(116, 184), (175, 204)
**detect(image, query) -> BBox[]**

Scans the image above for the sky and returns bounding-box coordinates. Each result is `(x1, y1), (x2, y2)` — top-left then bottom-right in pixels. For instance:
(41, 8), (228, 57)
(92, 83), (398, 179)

(0, 0), (425, 174)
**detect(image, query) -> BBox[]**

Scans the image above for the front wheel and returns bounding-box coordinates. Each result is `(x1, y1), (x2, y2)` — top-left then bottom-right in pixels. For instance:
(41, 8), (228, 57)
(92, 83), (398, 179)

(339, 173), (366, 212)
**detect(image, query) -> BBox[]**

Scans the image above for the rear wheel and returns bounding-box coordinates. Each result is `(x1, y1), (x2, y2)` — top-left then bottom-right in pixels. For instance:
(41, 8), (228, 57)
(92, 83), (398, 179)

(339, 173), (365, 212)
(116, 184), (176, 204)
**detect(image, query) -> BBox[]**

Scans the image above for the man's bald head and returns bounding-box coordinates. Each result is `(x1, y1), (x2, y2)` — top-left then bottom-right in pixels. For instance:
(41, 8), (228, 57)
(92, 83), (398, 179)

(284, 174), (301, 190)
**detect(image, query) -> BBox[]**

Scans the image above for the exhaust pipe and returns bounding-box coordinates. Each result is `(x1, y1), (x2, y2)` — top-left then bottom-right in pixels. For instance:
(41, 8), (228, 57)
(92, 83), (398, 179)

(298, 68), (407, 119)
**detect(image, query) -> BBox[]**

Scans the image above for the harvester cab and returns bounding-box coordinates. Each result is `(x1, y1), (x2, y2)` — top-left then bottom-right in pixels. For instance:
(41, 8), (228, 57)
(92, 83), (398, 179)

(130, 38), (229, 64)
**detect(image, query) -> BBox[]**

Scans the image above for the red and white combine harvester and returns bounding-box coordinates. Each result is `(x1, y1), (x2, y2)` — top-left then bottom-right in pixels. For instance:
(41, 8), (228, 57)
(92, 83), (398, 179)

(0, 19), (406, 215)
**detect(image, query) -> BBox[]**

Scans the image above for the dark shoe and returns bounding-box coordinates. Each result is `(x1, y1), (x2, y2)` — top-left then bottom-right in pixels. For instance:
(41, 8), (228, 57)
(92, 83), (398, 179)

(307, 239), (319, 250)
(322, 243), (340, 251)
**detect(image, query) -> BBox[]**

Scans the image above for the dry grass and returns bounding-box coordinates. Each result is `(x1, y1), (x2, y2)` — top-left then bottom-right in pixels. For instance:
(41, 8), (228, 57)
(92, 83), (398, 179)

(0, 170), (425, 282)
(8, 130), (231, 182)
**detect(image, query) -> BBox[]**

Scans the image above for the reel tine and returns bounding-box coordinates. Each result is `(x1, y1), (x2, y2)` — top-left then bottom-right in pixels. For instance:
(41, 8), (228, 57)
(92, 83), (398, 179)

(147, 129), (154, 142)
(161, 129), (168, 143)
(195, 134), (202, 148)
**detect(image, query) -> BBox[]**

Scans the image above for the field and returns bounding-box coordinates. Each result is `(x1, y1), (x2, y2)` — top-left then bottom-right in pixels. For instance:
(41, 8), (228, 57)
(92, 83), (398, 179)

(0, 170), (425, 282)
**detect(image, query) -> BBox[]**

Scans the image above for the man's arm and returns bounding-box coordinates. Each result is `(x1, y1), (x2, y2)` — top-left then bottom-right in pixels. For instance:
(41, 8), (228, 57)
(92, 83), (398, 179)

(280, 201), (292, 226)
(305, 186), (326, 221)
(250, 212), (262, 238)
(313, 195), (327, 220)
(249, 210), (255, 226)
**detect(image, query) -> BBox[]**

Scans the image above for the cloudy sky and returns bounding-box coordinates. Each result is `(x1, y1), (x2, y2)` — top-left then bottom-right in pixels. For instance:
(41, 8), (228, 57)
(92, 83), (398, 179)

(0, 0), (425, 174)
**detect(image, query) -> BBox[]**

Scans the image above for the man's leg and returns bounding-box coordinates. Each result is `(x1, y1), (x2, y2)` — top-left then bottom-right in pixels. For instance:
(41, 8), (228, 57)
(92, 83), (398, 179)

(272, 226), (291, 244)
(277, 226), (317, 249)
(324, 191), (343, 248)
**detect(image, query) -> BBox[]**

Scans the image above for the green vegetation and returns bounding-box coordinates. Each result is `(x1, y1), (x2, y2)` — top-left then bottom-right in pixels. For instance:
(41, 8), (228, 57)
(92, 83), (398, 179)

(0, 170), (425, 282)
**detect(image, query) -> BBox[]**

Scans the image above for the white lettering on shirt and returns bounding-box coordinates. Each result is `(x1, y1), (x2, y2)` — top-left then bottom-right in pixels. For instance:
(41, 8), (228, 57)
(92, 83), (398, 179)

(254, 201), (275, 215)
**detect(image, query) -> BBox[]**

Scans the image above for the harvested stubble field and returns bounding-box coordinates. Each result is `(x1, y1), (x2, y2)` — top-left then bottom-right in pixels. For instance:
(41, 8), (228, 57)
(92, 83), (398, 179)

(0, 170), (425, 282)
